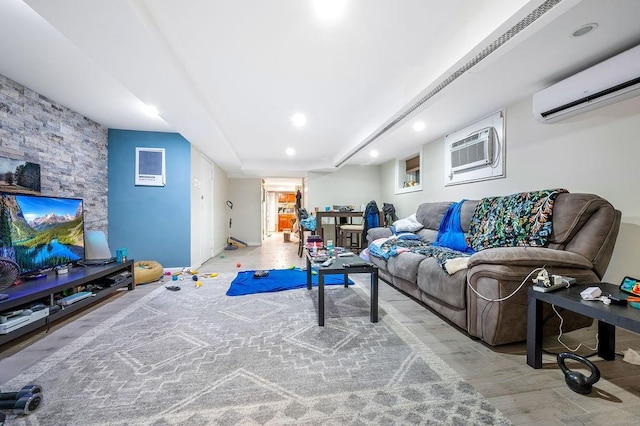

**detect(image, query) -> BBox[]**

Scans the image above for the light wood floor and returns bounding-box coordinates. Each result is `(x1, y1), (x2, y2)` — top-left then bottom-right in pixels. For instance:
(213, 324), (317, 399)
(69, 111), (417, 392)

(2, 232), (640, 425)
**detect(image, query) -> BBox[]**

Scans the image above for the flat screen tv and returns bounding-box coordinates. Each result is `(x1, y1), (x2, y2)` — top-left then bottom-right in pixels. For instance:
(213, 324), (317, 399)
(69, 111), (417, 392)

(0, 192), (84, 276)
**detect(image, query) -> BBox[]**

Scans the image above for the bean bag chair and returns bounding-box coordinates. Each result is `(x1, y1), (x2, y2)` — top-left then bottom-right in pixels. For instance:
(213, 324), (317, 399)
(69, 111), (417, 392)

(134, 260), (163, 285)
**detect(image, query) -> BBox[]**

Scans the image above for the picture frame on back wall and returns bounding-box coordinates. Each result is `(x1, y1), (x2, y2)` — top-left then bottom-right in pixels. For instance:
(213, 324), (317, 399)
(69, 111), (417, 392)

(135, 147), (166, 186)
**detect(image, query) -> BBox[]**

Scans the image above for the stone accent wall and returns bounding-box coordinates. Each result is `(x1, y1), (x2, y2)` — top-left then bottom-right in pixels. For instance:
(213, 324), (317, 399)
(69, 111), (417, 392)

(0, 74), (108, 233)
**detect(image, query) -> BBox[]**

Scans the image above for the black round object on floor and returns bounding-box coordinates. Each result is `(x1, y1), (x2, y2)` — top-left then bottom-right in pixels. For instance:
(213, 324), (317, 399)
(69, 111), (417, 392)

(557, 352), (600, 394)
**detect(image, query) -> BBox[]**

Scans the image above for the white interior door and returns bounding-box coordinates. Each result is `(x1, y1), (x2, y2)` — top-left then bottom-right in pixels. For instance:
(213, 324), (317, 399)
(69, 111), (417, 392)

(199, 155), (214, 263)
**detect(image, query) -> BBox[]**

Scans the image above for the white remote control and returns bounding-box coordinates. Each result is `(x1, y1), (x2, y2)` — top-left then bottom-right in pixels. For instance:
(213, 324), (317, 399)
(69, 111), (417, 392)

(321, 259), (333, 267)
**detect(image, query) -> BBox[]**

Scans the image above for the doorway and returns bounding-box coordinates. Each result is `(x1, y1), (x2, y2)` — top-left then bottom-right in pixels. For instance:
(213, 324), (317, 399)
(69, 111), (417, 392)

(261, 178), (304, 240)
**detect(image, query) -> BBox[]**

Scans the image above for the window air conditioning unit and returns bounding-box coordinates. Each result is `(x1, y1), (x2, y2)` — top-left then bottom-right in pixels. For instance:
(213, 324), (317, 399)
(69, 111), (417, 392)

(533, 44), (640, 123)
(450, 127), (494, 172)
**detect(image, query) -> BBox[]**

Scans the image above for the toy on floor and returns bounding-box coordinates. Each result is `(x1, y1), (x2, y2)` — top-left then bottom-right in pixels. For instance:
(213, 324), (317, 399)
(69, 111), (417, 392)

(195, 280), (202, 288)
(134, 260), (164, 285)
(0, 384), (43, 416)
(236, 263), (241, 268)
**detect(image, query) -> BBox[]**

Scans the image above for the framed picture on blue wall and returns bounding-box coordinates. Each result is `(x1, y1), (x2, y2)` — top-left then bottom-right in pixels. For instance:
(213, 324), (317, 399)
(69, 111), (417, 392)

(135, 147), (165, 186)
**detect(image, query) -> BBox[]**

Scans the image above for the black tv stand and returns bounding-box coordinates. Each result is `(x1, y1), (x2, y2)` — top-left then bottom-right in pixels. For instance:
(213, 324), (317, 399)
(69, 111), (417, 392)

(23, 273), (47, 281)
(0, 260), (135, 348)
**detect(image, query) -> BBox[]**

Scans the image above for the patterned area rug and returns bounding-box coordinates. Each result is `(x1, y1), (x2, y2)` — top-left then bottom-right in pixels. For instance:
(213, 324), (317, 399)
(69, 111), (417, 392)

(1, 274), (512, 425)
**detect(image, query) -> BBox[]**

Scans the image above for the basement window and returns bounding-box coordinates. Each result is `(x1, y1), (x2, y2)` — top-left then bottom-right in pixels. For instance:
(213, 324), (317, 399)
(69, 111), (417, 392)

(395, 153), (422, 194)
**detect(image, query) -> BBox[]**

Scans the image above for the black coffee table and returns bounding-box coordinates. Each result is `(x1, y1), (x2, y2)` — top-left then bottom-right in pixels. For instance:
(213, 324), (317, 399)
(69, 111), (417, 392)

(305, 251), (378, 326)
(527, 283), (640, 368)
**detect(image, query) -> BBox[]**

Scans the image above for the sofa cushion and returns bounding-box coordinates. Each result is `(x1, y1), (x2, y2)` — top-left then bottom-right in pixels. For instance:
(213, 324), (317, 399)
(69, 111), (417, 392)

(415, 202), (452, 230)
(416, 258), (467, 310)
(367, 227), (392, 243)
(387, 252), (426, 284)
(416, 229), (438, 243)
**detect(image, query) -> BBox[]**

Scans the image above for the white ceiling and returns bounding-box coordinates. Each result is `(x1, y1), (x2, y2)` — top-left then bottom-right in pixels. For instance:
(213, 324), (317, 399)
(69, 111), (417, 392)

(1, 0), (640, 179)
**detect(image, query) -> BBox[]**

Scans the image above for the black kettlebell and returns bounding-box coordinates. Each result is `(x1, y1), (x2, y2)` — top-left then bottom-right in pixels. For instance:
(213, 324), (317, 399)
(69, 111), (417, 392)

(557, 352), (600, 394)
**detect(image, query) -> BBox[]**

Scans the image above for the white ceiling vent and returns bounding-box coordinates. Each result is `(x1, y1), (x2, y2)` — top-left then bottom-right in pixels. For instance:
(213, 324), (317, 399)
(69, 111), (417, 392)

(335, 0), (562, 167)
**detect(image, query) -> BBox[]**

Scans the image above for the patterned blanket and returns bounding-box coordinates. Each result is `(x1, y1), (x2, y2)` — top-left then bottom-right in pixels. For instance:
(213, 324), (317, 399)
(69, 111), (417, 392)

(466, 188), (566, 251)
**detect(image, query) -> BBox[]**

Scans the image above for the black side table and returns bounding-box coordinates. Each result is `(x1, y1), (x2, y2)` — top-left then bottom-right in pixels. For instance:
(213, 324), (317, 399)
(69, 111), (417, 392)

(305, 251), (378, 326)
(527, 283), (640, 368)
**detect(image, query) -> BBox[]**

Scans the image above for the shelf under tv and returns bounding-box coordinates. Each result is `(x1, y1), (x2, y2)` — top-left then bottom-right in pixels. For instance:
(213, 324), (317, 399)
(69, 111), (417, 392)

(0, 260), (135, 347)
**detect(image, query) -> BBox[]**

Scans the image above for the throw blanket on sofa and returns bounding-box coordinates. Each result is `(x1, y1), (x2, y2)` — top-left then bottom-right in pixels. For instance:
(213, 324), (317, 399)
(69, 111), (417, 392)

(466, 188), (567, 251)
(369, 237), (470, 274)
(432, 200), (475, 254)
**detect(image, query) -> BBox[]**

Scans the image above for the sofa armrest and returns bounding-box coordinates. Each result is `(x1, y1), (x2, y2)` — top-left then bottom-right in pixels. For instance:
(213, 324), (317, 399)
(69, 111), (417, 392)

(468, 247), (593, 270)
(466, 247), (596, 346)
(367, 227), (393, 244)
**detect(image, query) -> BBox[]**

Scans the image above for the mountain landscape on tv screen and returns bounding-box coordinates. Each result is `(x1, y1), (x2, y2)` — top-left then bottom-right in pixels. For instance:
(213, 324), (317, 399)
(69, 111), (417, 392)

(0, 194), (84, 274)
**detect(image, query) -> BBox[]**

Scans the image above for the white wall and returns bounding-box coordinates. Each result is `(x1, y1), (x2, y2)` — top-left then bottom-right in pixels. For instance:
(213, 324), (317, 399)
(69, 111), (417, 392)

(228, 178), (262, 246)
(307, 165), (382, 213)
(381, 94), (640, 283)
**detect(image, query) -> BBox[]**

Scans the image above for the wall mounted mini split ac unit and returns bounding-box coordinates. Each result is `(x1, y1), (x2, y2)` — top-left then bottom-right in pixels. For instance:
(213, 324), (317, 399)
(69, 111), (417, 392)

(533, 43), (640, 123)
(450, 127), (494, 172)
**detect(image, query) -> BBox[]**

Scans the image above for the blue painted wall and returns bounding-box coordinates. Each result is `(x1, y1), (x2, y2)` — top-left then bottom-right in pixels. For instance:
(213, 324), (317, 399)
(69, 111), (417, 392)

(108, 129), (191, 268)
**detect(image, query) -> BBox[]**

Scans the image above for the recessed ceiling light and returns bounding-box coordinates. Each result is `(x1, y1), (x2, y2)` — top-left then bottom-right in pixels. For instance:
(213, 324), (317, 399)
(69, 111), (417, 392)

(572, 23), (598, 38)
(313, 0), (346, 20)
(142, 103), (159, 117)
(413, 121), (426, 132)
(370, 150), (379, 158)
(291, 113), (307, 127)
(285, 147), (295, 156)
